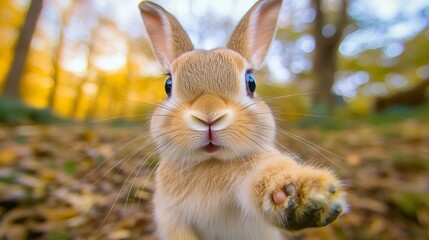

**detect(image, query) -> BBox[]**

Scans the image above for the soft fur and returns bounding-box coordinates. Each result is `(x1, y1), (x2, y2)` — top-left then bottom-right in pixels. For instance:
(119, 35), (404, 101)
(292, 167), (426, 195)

(139, 0), (348, 239)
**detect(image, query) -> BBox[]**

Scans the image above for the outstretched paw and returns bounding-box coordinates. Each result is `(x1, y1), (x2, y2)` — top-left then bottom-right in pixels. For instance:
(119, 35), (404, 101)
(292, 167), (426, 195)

(269, 170), (347, 231)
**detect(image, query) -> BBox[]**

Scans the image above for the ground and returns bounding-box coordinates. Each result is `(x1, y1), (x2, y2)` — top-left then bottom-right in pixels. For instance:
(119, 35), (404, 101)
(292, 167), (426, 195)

(0, 116), (428, 240)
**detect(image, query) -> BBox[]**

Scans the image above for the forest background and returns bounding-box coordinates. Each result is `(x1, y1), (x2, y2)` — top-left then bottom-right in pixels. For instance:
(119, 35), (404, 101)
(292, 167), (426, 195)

(0, 0), (428, 239)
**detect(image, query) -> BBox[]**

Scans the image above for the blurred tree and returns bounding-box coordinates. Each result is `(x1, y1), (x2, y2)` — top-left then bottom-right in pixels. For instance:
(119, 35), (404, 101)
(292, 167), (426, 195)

(48, 0), (80, 109)
(2, 0), (44, 98)
(311, 0), (348, 114)
(375, 78), (429, 112)
(339, 26), (429, 114)
(72, 38), (95, 119)
(114, 38), (134, 118)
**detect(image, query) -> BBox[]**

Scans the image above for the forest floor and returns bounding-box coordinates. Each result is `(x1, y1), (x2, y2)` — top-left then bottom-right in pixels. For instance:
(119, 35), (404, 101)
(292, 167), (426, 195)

(0, 112), (429, 240)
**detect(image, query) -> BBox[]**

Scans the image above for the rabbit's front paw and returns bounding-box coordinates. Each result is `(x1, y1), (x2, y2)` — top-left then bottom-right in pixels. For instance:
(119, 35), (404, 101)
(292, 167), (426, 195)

(266, 169), (348, 231)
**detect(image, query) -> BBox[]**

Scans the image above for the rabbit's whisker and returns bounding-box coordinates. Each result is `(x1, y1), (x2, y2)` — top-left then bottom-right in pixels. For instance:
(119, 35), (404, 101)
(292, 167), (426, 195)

(276, 128), (344, 170)
(278, 128), (345, 160)
(135, 142), (173, 209)
(138, 160), (160, 208)
(85, 132), (150, 178)
(125, 149), (159, 211)
(127, 100), (179, 113)
(81, 114), (151, 124)
(273, 140), (304, 163)
(99, 147), (154, 229)
(95, 139), (154, 183)
(236, 126), (269, 152)
(281, 112), (332, 119)
(238, 101), (257, 112)
(263, 92), (315, 101)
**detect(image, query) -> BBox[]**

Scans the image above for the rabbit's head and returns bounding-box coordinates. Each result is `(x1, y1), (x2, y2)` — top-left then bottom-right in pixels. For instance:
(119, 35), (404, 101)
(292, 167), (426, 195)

(139, 0), (283, 164)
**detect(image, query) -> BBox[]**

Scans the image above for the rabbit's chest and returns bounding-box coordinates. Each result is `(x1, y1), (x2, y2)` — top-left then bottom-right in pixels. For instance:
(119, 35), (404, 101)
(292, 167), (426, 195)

(154, 160), (282, 240)
(157, 159), (245, 198)
(176, 195), (272, 240)
(156, 160), (244, 217)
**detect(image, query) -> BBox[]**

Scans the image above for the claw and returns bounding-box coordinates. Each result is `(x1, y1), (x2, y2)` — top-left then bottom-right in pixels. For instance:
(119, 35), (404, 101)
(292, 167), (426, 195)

(322, 204), (343, 225)
(331, 203), (342, 214)
(287, 198), (297, 209)
(284, 183), (296, 197)
(328, 184), (336, 194)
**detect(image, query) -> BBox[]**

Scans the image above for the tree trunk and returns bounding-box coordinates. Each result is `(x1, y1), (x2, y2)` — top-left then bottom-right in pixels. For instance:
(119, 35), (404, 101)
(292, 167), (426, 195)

(311, 0), (348, 114)
(71, 76), (85, 118)
(48, 3), (71, 109)
(2, 0), (44, 98)
(47, 24), (65, 109)
(313, 43), (337, 113)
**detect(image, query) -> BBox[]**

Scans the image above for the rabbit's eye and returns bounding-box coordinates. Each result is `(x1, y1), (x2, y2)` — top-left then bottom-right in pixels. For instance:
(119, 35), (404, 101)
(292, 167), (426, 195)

(165, 76), (172, 97)
(245, 72), (256, 97)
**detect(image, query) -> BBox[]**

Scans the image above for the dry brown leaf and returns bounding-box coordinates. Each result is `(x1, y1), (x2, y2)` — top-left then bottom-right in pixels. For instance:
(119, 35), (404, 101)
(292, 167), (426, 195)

(346, 153), (362, 166)
(0, 148), (17, 165)
(39, 207), (78, 221)
(4, 224), (28, 240)
(107, 229), (131, 240)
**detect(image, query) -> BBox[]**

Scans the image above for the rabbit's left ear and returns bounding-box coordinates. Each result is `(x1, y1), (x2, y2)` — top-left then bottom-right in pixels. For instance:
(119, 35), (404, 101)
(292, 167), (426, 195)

(139, 1), (194, 71)
(227, 0), (283, 69)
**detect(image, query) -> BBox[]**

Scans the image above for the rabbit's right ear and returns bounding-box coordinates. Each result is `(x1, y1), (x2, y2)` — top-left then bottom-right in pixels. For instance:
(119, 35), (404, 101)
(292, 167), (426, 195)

(227, 0), (283, 70)
(139, 1), (194, 71)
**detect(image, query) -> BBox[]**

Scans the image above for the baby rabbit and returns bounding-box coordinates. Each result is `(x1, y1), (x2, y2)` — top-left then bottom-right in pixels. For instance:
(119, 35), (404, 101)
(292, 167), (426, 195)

(139, 0), (348, 239)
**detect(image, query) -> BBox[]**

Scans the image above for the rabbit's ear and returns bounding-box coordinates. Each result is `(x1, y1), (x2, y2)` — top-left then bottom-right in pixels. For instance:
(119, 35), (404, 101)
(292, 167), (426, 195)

(139, 1), (194, 71)
(227, 0), (282, 69)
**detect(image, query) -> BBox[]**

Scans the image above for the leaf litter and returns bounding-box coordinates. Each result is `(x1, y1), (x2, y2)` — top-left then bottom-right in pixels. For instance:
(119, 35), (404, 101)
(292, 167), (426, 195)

(0, 120), (428, 239)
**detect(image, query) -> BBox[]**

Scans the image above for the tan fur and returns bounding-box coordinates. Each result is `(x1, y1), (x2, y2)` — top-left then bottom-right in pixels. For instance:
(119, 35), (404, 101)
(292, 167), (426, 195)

(139, 0), (348, 239)
(139, 1), (193, 71)
(227, 0), (282, 69)
(171, 50), (245, 102)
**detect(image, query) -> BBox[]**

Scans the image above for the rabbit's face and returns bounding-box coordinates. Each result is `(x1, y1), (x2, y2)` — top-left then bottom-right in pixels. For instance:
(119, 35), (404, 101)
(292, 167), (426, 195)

(150, 49), (275, 164)
(140, 0), (283, 165)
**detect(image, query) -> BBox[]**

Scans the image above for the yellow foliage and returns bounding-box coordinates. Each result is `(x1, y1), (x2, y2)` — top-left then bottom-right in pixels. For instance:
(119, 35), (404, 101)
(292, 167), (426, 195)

(348, 97), (373, 116)
(21, 74), (51, 108)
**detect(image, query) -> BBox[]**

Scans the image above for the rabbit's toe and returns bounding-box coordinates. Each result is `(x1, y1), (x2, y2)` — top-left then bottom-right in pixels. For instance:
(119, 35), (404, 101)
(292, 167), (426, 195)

(270, 172), (348, 231)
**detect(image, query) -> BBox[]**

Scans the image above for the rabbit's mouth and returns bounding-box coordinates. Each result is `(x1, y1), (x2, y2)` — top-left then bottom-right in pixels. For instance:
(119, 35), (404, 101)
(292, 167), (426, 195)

(202, 142), (221, 153)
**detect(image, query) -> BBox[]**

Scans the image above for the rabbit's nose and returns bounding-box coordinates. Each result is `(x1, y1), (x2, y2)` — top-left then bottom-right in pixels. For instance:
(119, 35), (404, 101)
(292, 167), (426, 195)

(184, 93), (234, 131)
(185, 109), (234, 132)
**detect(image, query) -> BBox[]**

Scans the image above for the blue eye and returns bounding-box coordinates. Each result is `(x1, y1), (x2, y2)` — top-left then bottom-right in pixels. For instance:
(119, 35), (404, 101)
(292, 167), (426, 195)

(165, 76), (172, 97)
(245, 72), (256, 96)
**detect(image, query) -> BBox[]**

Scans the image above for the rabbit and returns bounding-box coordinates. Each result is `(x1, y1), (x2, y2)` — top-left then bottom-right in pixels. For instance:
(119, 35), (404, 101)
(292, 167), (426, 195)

(138, 0), (348, 239)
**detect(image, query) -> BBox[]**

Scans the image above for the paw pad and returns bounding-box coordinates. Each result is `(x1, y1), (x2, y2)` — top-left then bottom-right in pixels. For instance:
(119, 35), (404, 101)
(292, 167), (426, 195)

(272, 182), (345, 230)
